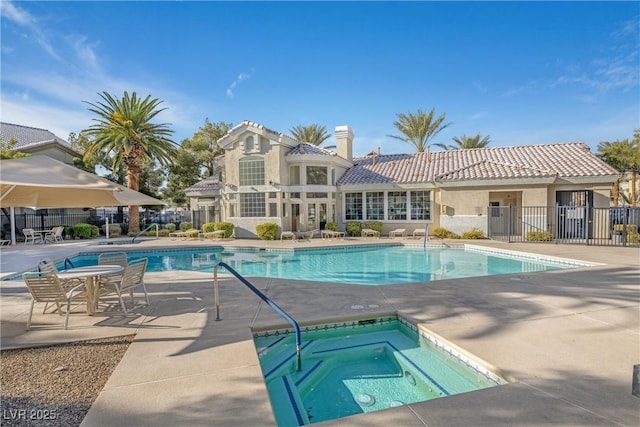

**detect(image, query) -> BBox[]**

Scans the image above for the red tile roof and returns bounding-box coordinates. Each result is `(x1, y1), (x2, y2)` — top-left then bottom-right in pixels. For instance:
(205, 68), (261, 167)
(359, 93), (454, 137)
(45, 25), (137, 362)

(338, 143), (618, 185)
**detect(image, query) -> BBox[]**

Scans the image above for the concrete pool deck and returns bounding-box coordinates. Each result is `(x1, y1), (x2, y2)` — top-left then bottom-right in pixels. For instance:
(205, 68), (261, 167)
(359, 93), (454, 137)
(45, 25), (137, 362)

(1, 237), (638, 426)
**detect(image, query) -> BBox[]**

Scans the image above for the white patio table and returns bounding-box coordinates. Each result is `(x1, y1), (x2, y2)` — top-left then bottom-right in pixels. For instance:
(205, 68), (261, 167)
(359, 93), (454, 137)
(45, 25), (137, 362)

(57, 265), (124, 315)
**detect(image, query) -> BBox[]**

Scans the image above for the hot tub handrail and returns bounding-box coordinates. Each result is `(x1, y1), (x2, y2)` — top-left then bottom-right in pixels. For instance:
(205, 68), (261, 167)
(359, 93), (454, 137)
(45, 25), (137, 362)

(132, 223), (159, 243)
(215, 261), (302, 371)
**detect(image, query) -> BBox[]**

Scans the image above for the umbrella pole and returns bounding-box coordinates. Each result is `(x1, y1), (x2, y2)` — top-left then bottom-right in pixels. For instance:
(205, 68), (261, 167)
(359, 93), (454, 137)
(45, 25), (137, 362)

(10, 207), (16, 245)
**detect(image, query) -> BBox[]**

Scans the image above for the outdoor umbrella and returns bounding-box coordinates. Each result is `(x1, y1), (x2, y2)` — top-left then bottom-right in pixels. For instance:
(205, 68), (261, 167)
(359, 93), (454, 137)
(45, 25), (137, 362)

(0, 156), (165, 244)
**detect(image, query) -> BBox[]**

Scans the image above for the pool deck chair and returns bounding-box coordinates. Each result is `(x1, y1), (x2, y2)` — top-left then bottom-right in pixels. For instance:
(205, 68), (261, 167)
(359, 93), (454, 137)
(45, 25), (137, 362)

(98, 257), (149, 315)
(23, 228), (43, 244)
(389, 228), (406, 239)
(297, 229), (319, 240)
(361, 228), (380, 238)
(202, 230), (226, 240)
(412, 229), (427, 239)
(281, 231), (296, 241)
(22, 272), (87, 330)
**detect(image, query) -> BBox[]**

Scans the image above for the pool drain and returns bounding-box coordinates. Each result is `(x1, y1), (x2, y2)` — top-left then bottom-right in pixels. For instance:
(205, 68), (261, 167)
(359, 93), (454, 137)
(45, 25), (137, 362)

(355, 393), (375, 407)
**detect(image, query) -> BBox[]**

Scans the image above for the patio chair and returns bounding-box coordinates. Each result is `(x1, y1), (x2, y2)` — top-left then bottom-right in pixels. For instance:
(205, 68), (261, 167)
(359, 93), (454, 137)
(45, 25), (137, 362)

(98, 257), (149, 315)
(297, 229), (319, 240)
(389, 228), (406, 239)
(281, 231), (297, 241)
(0, 240), (11, 246)
(201, 230), (226, 240)
(37, 258), (83, 290)
(44, 226), (64, 243)
(361, 228), (380, 238)
(23, 228), (42, 244)
(22, 271), (87, 330)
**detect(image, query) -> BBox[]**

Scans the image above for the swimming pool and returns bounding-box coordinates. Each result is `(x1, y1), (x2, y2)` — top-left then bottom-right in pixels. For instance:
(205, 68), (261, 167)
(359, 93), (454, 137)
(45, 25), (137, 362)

(254, 316), (508, 425)
(42, 244), (582, 286)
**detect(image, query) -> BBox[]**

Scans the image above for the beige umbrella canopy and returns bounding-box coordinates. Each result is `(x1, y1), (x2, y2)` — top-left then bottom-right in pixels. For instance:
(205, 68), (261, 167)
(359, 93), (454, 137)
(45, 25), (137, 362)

(0, 156), (165, 208)
(0, 156), (165, 244)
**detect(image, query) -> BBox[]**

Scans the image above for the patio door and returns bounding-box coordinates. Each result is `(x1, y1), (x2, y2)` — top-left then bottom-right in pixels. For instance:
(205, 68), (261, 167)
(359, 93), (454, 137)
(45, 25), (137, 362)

(291, 204), (300, 232)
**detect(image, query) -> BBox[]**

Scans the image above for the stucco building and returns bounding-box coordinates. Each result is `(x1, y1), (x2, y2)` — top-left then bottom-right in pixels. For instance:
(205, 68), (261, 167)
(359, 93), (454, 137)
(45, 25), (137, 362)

(185, 120), (619, 239)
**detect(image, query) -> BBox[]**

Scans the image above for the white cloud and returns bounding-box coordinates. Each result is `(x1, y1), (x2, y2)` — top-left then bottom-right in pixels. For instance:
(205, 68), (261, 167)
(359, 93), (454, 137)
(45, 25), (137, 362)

(0, 1), (60, 60)
(226, 72), (251, 99)
(470, 111), (487, 120)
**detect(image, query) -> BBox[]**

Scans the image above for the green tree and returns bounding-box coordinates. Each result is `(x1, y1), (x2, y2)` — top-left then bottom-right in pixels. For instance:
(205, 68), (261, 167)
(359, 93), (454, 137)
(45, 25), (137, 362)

(182, 119), (232, 177)
(164, 146), (202, 207)
(290, 124), (331, 146)
(0, 137), (29, 159)
(388, 108), (452, 153)
(82, 91), (178, 233)
(435, 133), (491, 150)
(597, 129), (640, 207)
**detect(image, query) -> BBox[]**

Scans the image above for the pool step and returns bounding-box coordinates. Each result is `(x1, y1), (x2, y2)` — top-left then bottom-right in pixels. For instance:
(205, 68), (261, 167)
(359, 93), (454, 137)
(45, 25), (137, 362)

(267, 374), (309, 426)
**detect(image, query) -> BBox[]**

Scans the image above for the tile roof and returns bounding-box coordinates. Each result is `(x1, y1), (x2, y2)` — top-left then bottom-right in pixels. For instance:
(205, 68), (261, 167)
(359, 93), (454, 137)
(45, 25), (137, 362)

(0, 122), (74, 151)
(185, 175), (221, 193)
(287, 142), (337, 157)
(338, 142), (618, 185)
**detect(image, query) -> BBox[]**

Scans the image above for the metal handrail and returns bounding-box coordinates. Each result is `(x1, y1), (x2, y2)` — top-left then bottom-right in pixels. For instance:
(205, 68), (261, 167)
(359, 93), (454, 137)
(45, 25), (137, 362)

(132, 223), (159, 243)
(214, 261), (302, 371)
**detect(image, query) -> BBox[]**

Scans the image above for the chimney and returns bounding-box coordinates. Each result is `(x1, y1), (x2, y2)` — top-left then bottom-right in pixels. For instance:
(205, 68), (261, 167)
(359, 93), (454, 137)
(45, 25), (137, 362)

(335, 125), (354, 162)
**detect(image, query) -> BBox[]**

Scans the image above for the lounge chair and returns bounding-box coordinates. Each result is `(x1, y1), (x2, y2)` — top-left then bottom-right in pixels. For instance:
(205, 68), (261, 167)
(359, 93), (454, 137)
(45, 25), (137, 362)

(297, 229), (319, 240)
(280, 231), (296, 241)
(44, 226), (64, 243)
(389, 228), (406, 239)
(321, 230), (345, 239)
(0, 240), (11, 246)
(23, 228), (42, 244)
(412, 229), (427, 239)
(201, 230), (226, 240)
(22, 271), (87, 330)
(361, 228), (380, 238)
(98, 258), (149, 315)
(169, 229), (201, 240)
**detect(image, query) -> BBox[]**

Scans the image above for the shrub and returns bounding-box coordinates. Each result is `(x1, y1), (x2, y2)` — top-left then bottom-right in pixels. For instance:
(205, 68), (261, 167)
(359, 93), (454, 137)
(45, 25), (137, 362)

(461, 228), (486, 239)
(202, 222), (216, 233)
(165, 223), (176, 233)
(324, 222), (338, 231)
(431, 227), (450, 239)
(363, 221), (383, 233)
(527, 231), (553, 242)
(256, 222), (278, 240)
(102, 224), (122, 237)
(215, 222), (235, 238)
(73, 223), (99, 239)
(179, 222), (193, 231)
(345, 221), (362, 237)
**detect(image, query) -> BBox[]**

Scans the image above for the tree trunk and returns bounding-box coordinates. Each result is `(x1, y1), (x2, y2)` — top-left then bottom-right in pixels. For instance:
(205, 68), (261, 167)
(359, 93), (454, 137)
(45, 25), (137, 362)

(127, 168), (141, 234)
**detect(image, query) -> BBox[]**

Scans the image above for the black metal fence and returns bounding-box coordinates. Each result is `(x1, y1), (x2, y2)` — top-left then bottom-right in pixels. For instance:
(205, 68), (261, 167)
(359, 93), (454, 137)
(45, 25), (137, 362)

(488, 205), (640, 247)
(0, 210), (192, 241)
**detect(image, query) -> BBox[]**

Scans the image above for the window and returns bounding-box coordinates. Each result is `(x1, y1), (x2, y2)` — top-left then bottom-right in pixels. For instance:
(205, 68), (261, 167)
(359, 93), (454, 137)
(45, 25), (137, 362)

(290, 192), (301, 199)
(239, 157), (264, 186)
(307, 192), (328, 198)
(290, 166), (300, 185)
(269, 192), (277, 199)
(240, 193), (265, 217)
(345, 192), (363, 220)
(242, 135), (260, 154)
(388, 191), (407, 220)
(366, 192), (384, 220)
(269, 203), (277, 217)
(410, 191), (431, 220)
(229, 204), (236, 217)
(306, 166), (327, 185)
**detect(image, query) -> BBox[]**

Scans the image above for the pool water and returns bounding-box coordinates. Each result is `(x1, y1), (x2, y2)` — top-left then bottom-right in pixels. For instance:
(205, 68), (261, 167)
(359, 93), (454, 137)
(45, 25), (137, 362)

(58, 245), (574, 286)
(254, 317), (507, 425)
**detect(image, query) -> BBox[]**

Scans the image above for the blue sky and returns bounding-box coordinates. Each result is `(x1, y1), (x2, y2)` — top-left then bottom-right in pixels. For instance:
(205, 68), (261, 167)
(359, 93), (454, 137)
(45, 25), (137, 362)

(1, 1), (638, 157)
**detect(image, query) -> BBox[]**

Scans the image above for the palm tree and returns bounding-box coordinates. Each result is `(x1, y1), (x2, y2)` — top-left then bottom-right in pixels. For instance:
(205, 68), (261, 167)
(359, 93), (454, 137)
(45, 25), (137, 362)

(597, 130), (640, 207)
(290, 124), (331, 146)
(387, 108), (451, 153)
(435, 133), (491, 150)
(82, 91), (178, 233)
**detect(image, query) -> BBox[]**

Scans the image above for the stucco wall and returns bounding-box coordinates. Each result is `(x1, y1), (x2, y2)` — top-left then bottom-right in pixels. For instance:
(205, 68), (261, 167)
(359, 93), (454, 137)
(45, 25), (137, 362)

(440, 215), (487, 235)
(229, 217), (283, 239)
